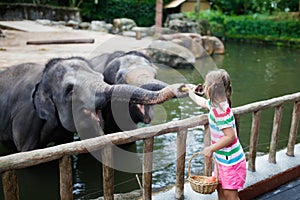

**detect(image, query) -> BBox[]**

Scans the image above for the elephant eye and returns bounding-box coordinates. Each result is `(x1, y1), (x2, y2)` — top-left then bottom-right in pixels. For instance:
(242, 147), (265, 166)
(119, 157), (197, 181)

(65, 84), (74, 96)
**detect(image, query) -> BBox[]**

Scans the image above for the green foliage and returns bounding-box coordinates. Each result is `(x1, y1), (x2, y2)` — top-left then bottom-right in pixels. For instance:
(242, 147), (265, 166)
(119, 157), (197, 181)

(210, 0), (248, 15)
(80, 0), (158, 26)
(225, 15), (300, 38)
(277, 0), (299, 12)
(210, 0), (299, 15)
(186, 9), (300, 47)
(2, 0), (168, 27)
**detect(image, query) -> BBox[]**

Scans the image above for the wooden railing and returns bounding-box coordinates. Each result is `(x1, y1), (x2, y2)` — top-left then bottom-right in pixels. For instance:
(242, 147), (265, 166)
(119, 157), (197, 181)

(1, 92), (300, 200)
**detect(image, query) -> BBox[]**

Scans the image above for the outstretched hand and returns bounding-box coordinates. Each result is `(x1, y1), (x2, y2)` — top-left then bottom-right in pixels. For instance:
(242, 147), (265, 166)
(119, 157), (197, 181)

(178, 84), (196, 92)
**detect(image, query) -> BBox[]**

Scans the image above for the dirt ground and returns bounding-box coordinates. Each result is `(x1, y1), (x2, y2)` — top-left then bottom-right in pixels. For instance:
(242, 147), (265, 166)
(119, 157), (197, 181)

(0, 21), (153, 68)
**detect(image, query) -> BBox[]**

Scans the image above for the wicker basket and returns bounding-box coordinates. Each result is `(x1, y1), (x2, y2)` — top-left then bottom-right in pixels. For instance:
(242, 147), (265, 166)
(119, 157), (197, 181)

(187, 152), (219, 194)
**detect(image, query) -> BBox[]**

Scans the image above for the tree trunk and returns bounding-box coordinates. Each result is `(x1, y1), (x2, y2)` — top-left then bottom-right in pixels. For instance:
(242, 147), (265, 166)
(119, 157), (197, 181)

(196, 0), (200, 16)
(155, 0), (163, 35)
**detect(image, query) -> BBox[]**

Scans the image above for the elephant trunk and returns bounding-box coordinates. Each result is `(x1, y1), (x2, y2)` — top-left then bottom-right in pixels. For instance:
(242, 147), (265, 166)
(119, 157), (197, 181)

(139, 79), (168, 91)
(103, 83), (187, 105)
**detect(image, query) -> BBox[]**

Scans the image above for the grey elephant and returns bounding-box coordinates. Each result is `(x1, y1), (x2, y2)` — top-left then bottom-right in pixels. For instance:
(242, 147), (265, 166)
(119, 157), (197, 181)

(0, 57), (187, 152)
(89, 51), (172, 134)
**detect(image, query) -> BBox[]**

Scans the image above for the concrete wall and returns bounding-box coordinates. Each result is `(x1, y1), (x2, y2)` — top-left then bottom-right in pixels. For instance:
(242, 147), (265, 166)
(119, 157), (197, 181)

(0, 3), (81, 22)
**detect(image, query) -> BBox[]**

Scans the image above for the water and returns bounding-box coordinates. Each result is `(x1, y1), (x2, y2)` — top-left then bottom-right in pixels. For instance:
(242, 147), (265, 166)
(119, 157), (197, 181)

(147, 41), (300, 190)
(0, 41), (300, 199)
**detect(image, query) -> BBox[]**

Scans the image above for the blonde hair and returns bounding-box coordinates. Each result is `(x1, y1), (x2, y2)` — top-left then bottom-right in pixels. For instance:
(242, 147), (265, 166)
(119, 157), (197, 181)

(205, 69), (232, 108)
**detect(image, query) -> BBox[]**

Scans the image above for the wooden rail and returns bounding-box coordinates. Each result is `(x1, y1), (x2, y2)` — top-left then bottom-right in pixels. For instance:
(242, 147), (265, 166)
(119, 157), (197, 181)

(1, 92), (300, 200)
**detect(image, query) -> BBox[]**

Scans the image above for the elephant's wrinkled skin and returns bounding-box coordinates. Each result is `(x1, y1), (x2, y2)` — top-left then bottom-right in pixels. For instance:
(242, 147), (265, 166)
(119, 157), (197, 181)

(0, 57), (187, 152)
(90, 51), (170, 134)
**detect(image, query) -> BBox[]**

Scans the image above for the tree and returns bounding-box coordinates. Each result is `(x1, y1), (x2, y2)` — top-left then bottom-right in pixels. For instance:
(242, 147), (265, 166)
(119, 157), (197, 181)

(155, 0), (163, 35)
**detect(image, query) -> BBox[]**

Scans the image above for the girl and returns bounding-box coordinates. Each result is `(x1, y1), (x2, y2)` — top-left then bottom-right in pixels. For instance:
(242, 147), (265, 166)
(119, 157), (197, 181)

(188, 69), (246, 200)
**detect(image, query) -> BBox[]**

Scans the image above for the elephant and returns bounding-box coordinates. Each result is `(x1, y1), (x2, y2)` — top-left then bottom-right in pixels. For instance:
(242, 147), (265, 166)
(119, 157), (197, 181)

(0, 57), (188, 152)
(89, 51), (171, 134)
(89, 50), (125, 74)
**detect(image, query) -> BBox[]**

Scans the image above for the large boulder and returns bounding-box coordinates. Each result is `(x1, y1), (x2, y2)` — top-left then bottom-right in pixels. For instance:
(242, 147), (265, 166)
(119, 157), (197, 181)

(112, 18), (137, 34)
(90, 20), (112, 33)
(159, 33), (207, 58)
(168, 19), (199, 33)
(146, 40), (195, 68)
(159, 33), (225, 56)
(172, 37), (206, 58)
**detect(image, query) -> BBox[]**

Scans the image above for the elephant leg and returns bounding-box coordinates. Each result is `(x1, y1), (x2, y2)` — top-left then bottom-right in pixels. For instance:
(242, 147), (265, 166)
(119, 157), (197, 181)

(12, 114), (42, 151)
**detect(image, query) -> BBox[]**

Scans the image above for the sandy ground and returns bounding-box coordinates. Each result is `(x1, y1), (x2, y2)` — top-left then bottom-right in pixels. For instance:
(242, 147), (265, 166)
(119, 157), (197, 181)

(0, 21), (153, 68)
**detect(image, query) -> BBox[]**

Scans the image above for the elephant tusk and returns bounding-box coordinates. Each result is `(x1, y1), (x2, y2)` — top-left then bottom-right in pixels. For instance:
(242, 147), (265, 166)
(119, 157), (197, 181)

(83, 108), (101, 122)
(136, 104), (145, 115)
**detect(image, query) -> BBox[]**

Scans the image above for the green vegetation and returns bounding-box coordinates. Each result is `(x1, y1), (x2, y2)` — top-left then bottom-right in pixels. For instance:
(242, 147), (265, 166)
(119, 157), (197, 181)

(1, 0), (172, 27)
(185, 8), (300, 47)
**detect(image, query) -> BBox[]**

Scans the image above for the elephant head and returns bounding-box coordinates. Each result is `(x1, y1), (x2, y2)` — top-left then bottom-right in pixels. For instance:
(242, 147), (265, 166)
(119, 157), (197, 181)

(89, 51), (125, 73)
(90, 51), (173, 133)
(33, 56), (186, 141)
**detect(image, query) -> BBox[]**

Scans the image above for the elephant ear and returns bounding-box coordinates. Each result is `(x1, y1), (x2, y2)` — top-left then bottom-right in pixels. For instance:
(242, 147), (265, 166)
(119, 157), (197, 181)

(33, 83), (57, 122)
(103, 59), (121, 84)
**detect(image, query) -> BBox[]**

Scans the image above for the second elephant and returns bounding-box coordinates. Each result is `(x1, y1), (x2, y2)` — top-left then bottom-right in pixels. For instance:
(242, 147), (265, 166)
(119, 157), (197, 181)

(90, 51), (172, 134)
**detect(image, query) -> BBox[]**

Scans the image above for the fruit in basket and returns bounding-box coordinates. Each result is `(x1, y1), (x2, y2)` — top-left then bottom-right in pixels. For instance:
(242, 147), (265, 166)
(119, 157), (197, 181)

(206, 176), (217, 183)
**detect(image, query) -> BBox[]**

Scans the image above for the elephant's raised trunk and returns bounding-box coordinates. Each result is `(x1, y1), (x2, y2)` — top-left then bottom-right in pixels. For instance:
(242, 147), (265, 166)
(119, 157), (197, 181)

(104, 83), (187, 105)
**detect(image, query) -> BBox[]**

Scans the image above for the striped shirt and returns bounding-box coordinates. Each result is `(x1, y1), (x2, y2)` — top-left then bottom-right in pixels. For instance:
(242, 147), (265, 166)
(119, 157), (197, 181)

(207, 100), (245, 166)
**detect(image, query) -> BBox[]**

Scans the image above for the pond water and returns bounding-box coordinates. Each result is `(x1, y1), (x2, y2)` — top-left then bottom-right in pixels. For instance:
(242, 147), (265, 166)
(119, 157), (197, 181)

(0, 41), (300, 200)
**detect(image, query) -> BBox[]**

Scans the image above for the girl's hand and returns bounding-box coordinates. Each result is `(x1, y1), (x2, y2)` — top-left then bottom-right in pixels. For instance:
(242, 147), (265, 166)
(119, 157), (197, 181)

(202, 145), (214, 158)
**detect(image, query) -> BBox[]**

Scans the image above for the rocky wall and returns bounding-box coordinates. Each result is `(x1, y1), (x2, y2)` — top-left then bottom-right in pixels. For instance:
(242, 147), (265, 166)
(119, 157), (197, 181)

(0, 3), (81, 22)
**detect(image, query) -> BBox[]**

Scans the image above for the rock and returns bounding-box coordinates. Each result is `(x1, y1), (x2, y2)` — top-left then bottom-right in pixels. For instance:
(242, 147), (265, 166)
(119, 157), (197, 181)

(90, 20), (111, 32)
(168, 19), (199, 33)
(147, 40), (195, 68)
(164, 13), (185, 27)
(172, 37), (206, 58)
(52, 21), (66, 26)
(112, 18), (137, 34)
(66, 20), (80, 28)
(36, 19), (52, 26)
(79, 22), (91, 30)
(122, 31), (137, 38)
(158, 33), (225, 56)
(132, 27), (151, 36)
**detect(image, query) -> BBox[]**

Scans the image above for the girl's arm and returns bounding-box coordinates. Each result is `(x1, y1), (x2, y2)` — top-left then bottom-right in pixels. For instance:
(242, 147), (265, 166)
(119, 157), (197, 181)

(202, 127), (236, 158)
(188, 87), (208, 109)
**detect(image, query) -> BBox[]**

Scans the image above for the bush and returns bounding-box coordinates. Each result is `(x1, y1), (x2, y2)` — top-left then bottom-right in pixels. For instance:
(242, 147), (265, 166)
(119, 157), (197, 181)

(225, 15), (300, 38)
(80, 0), (156, 26)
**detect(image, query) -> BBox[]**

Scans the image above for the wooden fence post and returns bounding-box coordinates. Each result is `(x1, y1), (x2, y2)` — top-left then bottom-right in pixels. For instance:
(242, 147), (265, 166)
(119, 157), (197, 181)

(234, 114), (241, 137)
(143, 137), (154, 200)
(102, 145), (114, 200)
(204, 123), (212, 176)
(268, 105), (283, 164)
(2, 170), (19, 200)
(248, 111), (261, 172)
(175, 128), (188, 200)
(59, 155), (73, 200)
(287, 101), (300, 156)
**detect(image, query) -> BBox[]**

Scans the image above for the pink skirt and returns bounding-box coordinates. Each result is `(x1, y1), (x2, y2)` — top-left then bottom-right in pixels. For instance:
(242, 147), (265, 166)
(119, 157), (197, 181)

(214, 159), (247, 190)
